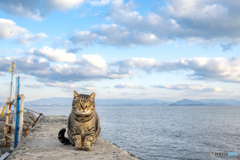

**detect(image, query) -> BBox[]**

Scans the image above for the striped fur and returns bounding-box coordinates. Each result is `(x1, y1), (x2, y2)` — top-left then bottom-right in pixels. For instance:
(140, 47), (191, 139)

(58, 90), (101, 151)
(58, 128), (71, 145)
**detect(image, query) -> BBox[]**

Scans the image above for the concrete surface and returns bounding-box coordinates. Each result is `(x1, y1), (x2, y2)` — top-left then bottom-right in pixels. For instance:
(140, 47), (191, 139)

(7, 116), (138, 160)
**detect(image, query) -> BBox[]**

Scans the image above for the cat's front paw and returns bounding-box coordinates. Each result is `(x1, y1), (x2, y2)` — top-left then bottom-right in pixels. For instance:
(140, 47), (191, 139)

(82, 146), (92, 151)
(75, 145), (83, 150)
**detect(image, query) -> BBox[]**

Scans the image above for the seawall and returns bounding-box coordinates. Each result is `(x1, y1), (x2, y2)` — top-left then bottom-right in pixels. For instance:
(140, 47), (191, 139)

(7, 116), (138, 160)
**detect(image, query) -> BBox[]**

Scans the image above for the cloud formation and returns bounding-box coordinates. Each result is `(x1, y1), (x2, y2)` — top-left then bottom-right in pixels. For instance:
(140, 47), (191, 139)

(0, 18), (26, 39)
(38, 63), (131, 82)
(117, 56), (240, 82)
(0, 52), (133, 85)
(0, 0), (83, 20)
(0, 1), (43, 20)
(29, 46), (107, 69)
(69, 31), (98, 46)
(29, 46), (78, 63)
(115, 83), (146, 89)
(2, 0), (240, 48)
(81, 54), (107, 68)
(0, 18), (47, 45)
(69, 24), (164, 47)
(109, 0), (240, 47)
(0, 56), (50, 73)
(2, 53), (240, 88)
(152, 84), (223, 92)
(0, 0), (109, 20)
(0, 72), (6, 76)
(45, 81), (77, 89)
(89, 0), (110, 6)
(24, 84), (43, 88)
(46, 0), (84, 11)
(67, 0), (240, 49)
(45, 81), (95, 91)
(16, 33), (47, 45)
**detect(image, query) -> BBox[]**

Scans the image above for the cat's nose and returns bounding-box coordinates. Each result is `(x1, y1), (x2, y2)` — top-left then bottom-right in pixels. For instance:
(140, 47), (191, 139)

(82, 105), (87, 110)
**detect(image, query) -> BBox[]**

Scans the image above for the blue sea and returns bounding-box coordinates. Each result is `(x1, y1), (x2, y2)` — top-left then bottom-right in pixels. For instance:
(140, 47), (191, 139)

(25, 105), (240, 160)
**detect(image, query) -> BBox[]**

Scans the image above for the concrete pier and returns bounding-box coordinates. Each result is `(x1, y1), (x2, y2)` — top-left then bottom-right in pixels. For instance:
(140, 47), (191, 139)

(7, 116), (138, 160)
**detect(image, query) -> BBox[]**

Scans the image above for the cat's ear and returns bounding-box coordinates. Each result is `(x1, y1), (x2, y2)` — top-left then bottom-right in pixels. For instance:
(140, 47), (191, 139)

(74, 90), (78, 98)
(89, 92), (95, 100)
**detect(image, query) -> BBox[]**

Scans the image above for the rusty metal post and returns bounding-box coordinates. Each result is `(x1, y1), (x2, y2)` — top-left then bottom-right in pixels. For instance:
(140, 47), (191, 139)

(32, 113), (43, 127)
(24, 107), (43, 127)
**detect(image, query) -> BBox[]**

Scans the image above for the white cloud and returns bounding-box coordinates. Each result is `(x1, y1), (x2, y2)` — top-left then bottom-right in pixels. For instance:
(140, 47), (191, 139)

(152, 84), (225, 92)
(152, 84), (207, 90)
(30, 60), (133, 83)
(107, 0), (180, 39)
(82, 54), (107, 68)
(118, 56), (240, 82)
(0, 0), (111, 20)
(0, 48), (24, 55)
(0, 1), (42, 20)
(0, 18), (26, 39)
(45, 81), (95, 91)
(0, 0), (84, 20)
(0, 72), (6, 76)
(89, 0), (110, 6)
(46, 0), (84, 11)
(79, 83), (96, 91)
(16, 33), (47, 45)
(70, 31), (98, 46)
(24, 84), (42, 88)
(29, 46), (77, 63)
(0, 56), (50, 74)
(69, 24), (164, 46)
(66, 0), (240, 48)
(26, 47), (132, 81)
(213, 87), (223, 92)
(1, 0), (240, 50)
(0, 18), (47, 45)
(46, 81), (77, 89)
(3, 54), (240, 87)
(104, 0), (240, 49)
(18, 75), (34, 79)
(53, 37), (70, 47)
(82, 86), (95, 91)
(121, 58), (157, 69)
(29, 46), (107, 68)
(115, 83), (146, 89)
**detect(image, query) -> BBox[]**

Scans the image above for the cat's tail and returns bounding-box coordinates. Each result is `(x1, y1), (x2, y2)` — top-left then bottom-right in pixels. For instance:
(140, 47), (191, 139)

(58, 128), (71, 145)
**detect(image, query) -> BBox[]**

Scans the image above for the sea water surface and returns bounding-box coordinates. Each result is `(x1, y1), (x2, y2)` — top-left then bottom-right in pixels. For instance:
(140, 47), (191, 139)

(25, 105), (240, 160)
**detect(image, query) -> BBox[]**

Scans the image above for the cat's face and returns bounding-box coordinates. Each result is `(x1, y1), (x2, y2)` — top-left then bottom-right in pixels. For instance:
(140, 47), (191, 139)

(72, 91), (95, 115)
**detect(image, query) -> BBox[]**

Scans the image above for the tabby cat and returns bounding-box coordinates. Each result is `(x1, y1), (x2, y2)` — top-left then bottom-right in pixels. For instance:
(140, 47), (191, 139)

(58, 90), (100, 151)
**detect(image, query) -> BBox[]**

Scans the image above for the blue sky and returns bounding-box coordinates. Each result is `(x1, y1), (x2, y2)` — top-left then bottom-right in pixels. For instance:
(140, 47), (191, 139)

(1, 0), (240, 101)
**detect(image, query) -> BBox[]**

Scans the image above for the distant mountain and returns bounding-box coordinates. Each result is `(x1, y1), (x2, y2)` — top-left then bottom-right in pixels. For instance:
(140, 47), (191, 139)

(25, 97), (72, 106)
(199, 99), (240, 106)
(96, 99), (171, 106)
(169, 99), (206, 106)
(24, 98), (172, 106)
(5, 98), (240, 107)
(170, 99), (240, 106)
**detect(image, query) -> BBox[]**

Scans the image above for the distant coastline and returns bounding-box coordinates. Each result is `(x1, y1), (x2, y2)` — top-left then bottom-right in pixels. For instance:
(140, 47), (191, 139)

(2, 97), (239, 107)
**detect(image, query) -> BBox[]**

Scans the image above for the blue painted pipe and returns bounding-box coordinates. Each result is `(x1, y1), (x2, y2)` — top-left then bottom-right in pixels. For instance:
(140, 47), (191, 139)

(14, 76), (20, 149)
